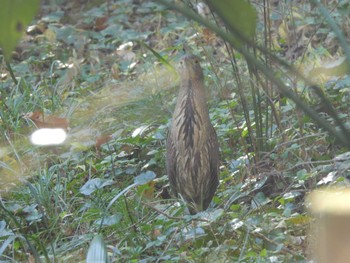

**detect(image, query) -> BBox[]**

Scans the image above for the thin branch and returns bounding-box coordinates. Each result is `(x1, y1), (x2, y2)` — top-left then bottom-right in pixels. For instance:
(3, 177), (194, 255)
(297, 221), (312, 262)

(5, 59), (18, 85)
(141, 201), (211, 223)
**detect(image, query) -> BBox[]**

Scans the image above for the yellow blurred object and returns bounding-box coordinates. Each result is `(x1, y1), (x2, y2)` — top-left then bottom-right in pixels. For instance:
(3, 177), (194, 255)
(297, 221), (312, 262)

(308, 189), (350, 263)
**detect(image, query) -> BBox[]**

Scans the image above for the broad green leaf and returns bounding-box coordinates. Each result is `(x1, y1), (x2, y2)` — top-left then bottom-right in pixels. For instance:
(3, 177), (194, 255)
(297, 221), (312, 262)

(251, 192), (271, 209)
(183, 227), (205, 239)
(95, 213), (123, 226)
(260, 248), (267, 257)
(206, 0), (257, 47)
(0, 221), (14, 238)
(22, 204), (41, 222)
(134, 171), (156, 185)
(86, 234), (108, 263)
(0, 236), (17, 256)
(0, 0), (40, 61)
(80, 178), (114, 196)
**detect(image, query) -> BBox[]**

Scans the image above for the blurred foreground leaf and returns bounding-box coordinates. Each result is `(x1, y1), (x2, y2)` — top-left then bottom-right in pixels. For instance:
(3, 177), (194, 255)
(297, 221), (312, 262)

(0, 0), (40, 61)
(206, 0), (257, 47)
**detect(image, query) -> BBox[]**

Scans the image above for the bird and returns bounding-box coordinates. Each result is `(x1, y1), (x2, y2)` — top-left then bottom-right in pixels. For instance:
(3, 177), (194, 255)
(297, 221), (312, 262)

(166, 54), (219, 214)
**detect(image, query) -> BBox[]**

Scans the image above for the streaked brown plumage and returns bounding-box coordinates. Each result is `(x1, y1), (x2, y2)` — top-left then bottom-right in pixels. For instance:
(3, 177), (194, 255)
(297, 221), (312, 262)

(166, 54), (219, 214)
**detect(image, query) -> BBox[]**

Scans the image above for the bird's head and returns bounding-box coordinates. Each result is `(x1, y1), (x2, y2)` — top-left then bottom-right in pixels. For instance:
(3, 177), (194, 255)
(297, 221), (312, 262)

(178, 54), (204, 82)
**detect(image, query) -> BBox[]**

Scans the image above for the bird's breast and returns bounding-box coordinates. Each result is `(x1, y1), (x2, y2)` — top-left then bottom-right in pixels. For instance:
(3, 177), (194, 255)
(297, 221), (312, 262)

(173, 89), (209, 149)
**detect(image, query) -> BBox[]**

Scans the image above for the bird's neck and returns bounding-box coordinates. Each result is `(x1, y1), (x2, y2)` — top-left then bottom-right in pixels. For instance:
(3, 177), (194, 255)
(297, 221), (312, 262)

(175, 78), (210, 124)
(179, 78), (206, 101)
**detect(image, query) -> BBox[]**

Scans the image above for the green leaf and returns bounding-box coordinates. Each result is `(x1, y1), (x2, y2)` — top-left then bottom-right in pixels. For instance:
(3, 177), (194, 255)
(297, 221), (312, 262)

(0, 0), (40, 61)
(251, 192), (271, 209)
(23, 204), (41, 222)
(260, 248), (267, 257)
(134, 171), (156, 185)
(0, 236), (17, 256)
(206, 0), (257, 47)
(86, 234), (108, 263)
(80, 178), (114, 196)
(95, 213), (123, 226)
(140, 41), (175, 70)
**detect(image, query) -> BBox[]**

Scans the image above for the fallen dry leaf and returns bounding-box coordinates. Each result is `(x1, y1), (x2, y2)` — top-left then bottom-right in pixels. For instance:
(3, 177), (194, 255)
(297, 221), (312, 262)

(141, 181), (156, 199)
(202, 28), (220, 46)
(94, 16), (108, 31)
(27, 253), (35, 263)
(95, 134), (113, 150)
(23, 111), (69, 131)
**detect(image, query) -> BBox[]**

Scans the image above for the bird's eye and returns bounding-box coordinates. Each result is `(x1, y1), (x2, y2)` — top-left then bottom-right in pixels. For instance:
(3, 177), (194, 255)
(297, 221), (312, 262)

(194, 59), (199, 64)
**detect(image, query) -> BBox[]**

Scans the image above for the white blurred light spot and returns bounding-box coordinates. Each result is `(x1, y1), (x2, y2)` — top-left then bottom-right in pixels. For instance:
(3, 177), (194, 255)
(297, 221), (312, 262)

(30, 128), (67, 146)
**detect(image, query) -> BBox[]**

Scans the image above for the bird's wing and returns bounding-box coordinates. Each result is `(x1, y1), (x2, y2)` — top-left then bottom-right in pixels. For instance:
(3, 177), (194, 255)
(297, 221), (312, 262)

(203, 125), (220, 208)
(166, 132), (178, 196)
(210, 125), (219, 180)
